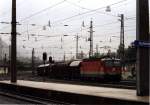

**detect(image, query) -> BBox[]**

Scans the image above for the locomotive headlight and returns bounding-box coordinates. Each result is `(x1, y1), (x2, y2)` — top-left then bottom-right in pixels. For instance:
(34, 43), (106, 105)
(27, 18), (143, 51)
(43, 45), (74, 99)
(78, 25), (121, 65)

(101, 67), (104, 71)
(112, 68), (116, 72)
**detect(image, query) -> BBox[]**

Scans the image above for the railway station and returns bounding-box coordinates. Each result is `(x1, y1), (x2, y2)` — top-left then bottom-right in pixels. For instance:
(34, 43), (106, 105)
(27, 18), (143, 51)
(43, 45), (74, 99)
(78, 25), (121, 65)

(0, 0), (149, 104)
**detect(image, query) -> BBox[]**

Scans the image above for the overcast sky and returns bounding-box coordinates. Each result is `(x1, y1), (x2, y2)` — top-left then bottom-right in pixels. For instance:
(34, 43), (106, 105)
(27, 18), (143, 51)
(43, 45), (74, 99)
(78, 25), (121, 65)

(0, 0), (148, 60)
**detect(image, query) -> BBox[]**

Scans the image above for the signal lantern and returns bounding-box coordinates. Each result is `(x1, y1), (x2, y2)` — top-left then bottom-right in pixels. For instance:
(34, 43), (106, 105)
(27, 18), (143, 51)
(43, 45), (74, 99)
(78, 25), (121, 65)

(43, 52), (47, 61)
(49, 56), (53, 63)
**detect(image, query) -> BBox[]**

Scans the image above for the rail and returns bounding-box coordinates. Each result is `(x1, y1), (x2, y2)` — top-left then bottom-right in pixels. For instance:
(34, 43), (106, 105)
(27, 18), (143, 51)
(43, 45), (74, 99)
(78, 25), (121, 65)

(0, 90), (71, 105)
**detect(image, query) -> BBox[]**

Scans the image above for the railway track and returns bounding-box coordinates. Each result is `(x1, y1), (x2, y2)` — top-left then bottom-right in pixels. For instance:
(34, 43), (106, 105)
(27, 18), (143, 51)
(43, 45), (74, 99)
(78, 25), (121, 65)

(18, 72), (136, 89)
(0, 90), (71, 105)
(35, 78), (136, 89)
(21, 71), (136, 89)
(0, 70), (136, 89)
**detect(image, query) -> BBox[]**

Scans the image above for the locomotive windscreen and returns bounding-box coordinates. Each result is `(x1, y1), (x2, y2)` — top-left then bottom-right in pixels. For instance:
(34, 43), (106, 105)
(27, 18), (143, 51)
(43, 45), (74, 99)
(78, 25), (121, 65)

(69, 60), (82, 67)
(103, 59), (121, 67)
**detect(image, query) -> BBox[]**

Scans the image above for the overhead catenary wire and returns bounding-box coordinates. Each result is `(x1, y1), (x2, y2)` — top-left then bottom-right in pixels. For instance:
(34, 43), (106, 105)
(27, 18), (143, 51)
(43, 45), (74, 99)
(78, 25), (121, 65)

(19, 0), (67, 22)
(52, 0), (128, 24)
(16, 22), (135, 45)
(0, 0), (27, 18)
(18, 28), (135, 52)
(0, 0), (133, 33)
(65, 0), (119, 17)
(0, 0), (66, 31)
(94, 28), (135, 37)
(17, 16), (135, 38)
(0, 0), (136, 59)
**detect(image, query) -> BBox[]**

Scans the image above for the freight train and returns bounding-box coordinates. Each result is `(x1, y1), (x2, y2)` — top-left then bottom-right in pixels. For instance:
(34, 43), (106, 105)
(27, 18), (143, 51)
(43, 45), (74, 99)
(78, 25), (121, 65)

(37, 57), (122, 81)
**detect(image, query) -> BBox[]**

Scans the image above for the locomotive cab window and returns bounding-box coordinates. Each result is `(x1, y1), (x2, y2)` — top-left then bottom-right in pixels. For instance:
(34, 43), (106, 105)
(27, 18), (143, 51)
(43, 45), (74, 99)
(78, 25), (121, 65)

(103, 59), (121, 67)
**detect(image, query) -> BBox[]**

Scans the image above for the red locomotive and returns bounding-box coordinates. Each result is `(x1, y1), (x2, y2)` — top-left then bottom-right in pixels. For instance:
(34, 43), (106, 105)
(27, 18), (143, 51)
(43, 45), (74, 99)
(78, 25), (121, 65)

(80, 58), (122, 81)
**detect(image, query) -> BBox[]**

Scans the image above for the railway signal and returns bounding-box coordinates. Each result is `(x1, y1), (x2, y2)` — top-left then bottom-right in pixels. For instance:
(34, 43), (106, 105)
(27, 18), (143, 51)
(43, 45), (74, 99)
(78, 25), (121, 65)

(43, 52), (47, 61)
(49, 56), (53, 63)
(42, 52), (47, 81)
(32, 48), (35, 75)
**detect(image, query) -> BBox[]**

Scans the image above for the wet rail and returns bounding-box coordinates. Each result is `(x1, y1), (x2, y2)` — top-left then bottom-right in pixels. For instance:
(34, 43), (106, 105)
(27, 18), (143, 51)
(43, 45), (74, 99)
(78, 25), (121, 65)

(0, 90), (71, 105)
(40, 78), (136, 89)
(0, 70), (136, 89)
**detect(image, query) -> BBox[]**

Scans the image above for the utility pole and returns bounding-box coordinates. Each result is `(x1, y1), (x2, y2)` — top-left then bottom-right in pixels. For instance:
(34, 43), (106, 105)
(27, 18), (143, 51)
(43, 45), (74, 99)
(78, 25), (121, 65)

(63, 52), (66, 62)
(32, 48), (35, 75)
(4, 54), (7, 74)
(136, 0), (149, 96)
(8, 45), (11, 75)
(88, 20), (94, 58)
(27, 23), (29, 40)
(11, 0), (17, 83)
(96, 44), (99, 57)
(9, 45), (11, 61)
(0, 40), (2, 61)
(76, 34), (79, 59)
(119, 14), (125, 61)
